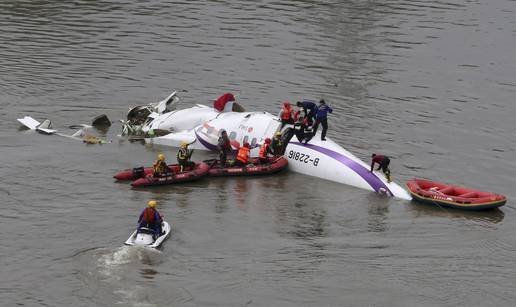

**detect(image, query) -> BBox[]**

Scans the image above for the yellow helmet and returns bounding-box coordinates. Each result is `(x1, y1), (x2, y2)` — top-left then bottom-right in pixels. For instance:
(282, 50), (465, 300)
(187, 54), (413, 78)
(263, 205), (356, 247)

(158, 153), (165, 161)
(180, 141), (188, 148)
(275, 131), (282, 137)
(148, 200), (157, 208)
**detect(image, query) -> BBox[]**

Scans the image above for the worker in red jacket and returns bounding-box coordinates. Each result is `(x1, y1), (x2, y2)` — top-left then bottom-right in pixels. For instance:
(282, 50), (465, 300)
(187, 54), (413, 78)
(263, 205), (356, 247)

(370, 154), (392, 182)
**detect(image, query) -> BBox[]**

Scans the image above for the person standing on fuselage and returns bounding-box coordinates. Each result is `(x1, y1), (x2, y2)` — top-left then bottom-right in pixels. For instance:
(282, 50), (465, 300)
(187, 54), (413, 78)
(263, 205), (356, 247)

(313, 99), (333, 141)
(279, 101), (294, 129)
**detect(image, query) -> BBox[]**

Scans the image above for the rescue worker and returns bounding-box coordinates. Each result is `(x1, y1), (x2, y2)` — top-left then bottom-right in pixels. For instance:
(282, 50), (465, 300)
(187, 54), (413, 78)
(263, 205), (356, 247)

(235, 142), (251, 167)
(177, 142), (195, 171)
(271, 131), (284, 155)
(293, 115), (314, 144)
(313, 99), (333, 141)
(217, 129), (232, 167)
(258, 138), (274, 163)
(370, 153), (392, 183)
(153, 153), (170, 177)
(279, 101), (294, 128)
(296, 100), (317, 122)
(138, 200), (163, 237)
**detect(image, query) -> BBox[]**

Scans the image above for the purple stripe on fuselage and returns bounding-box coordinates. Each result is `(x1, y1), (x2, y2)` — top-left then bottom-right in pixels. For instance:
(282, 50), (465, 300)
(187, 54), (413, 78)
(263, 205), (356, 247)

(195, 131), (218, 151)
(290, 142), (393, 195)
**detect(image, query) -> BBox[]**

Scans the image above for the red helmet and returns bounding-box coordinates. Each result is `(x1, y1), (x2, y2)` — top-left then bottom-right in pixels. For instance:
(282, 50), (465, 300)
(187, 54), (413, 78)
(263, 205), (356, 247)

(283, 101), (291, 107)
(264, 138), (271, 144)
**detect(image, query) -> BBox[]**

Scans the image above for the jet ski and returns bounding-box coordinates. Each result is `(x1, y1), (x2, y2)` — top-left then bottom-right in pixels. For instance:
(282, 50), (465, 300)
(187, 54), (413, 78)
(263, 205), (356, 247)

(125, 221), (171, 248)
(203, 156), (288, 177)
(130, 162), (210, 187)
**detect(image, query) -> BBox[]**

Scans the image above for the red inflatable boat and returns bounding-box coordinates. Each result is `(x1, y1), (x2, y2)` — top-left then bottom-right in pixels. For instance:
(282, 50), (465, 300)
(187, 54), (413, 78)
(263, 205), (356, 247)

(114, 164), (193, 181)
(406, 178), (506, 211)
(204, 156), (288, 177)
(130, 162), (210, 187)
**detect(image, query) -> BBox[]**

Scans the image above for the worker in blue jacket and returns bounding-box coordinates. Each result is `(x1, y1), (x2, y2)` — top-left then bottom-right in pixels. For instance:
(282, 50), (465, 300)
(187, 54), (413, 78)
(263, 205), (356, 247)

(313, 99), (333, 141)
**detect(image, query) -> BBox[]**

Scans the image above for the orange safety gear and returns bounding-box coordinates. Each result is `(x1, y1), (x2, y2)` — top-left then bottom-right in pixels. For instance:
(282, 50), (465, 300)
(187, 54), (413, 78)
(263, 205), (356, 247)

(280, 102), (293, 121)
(259, 143), (270, 159)
(236, 145), (250, 164)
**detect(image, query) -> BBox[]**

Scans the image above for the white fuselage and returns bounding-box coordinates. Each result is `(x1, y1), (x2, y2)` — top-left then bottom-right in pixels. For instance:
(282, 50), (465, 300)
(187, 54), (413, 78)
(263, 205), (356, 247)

(144, 104), (411, 200)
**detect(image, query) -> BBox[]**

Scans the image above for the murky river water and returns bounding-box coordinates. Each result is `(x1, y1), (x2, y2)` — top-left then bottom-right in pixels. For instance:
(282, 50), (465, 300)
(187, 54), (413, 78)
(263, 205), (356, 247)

(1, 1), (515, 306)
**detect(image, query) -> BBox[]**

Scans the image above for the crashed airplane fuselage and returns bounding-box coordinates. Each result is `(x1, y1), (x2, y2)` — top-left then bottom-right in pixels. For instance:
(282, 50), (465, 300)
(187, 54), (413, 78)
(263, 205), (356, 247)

(124, 92), (411, 200)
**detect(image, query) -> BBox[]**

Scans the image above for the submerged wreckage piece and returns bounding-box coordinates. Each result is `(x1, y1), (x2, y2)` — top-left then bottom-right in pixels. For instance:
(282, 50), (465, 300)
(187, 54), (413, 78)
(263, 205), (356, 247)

(17, 116), (110, 144)
(17, 116), (58, 134)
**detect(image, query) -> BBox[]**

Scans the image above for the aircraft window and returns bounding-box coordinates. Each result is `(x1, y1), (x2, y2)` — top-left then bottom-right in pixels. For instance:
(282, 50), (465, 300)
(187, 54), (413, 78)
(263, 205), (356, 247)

(206, 127), (214, 135)
(229, 131), (237, 140)
(243, 136), (249, 144)
(251, 138), (257, 146)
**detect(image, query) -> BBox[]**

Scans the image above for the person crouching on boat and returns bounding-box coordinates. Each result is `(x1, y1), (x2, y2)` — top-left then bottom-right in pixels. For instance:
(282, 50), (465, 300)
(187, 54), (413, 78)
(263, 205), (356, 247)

(370, 154), (392, 183)
(279, 101), (294, 129)
(153, 153), (170, 177)
(258, 138), (274, 164)
(138, 200), (163, 237)
(218, 129), (232, 167)
(235, 142), (251, 167)
(177, 142), (195, 171)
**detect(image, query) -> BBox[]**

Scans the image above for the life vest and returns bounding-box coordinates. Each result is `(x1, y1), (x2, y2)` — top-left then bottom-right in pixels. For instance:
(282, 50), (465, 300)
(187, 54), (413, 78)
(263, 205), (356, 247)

(236, 146), (250, 163)
(142, 207), (157, 223)
(153, 160), (168, 173)
(281, 104), (293, 120)
(177, 147), (189, 162)
(259, 143), (270, 159)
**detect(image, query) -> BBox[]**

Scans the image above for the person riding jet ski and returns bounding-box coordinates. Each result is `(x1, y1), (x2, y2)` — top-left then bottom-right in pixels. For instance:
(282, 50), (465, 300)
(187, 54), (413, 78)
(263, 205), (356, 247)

(177, 141), (195, 171)
(138, 200), (163, 237)
(153, 153), (170, 177)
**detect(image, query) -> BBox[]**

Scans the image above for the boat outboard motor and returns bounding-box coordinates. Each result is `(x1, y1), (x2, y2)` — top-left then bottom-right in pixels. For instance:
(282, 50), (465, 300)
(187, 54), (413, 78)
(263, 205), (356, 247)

(132, 166), (145, 179)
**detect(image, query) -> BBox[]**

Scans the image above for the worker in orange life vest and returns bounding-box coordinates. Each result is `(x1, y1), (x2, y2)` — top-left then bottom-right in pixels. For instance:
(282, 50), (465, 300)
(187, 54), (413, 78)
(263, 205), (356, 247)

(138, 200), (163, 236)
(258, 138), (274, 163)
(279, 101), (294, 129)
(235, 142), (251, 167)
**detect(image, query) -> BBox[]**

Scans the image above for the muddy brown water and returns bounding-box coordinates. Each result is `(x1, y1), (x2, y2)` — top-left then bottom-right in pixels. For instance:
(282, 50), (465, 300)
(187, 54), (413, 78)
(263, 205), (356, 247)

(1, 1), (515, 306)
